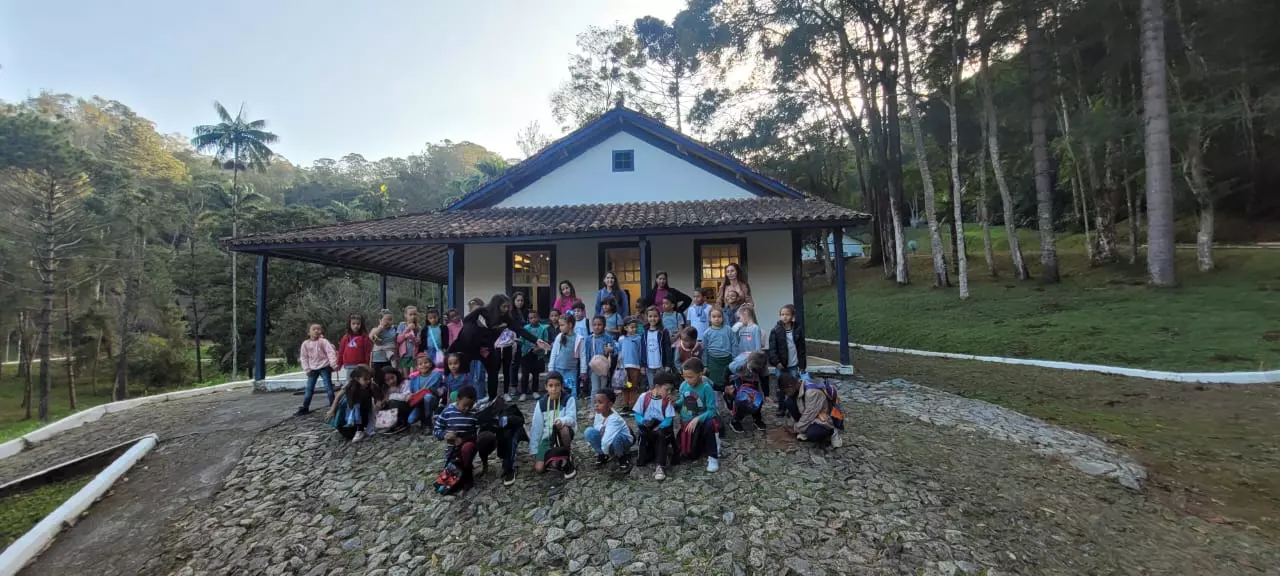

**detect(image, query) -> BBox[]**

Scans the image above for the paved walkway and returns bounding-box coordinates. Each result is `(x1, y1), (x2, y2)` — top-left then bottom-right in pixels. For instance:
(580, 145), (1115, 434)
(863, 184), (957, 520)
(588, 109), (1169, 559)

(14, 377), (1280, 576)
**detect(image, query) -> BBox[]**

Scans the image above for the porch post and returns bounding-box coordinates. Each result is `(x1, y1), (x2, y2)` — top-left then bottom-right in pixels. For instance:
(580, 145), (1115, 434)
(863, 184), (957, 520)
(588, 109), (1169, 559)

(253, 255), (269, 382)
(832, 226), (851, 366)
(379, 275), (388, 309)
(447, 244), (465, 312)
(638, 236), (651, 306)
(790, 228), (805, 324)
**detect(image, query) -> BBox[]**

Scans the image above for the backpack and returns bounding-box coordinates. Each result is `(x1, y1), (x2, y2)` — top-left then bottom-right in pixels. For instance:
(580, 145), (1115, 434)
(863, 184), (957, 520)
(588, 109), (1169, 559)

(543, 445), (572, 472)
(804, 378), (845, 430)
(639, 392), (672, 419)
(434, 447), (463, 495)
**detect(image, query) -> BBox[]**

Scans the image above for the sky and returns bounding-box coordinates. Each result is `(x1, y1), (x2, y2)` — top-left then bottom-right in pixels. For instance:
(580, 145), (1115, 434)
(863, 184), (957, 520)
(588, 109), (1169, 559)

(0, 0), (684, 163)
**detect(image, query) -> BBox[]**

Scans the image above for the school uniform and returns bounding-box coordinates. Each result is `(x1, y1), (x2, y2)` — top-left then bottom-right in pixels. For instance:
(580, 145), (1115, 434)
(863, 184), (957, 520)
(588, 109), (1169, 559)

(685, 303), (711, 340)
(529, 394), (577, 460)
(583, 332), (617, 396)
(585, 409), (634, 459)
(632, 391), (677, 467)
(677, 380), (720, 461)
(548, 333), (585, 397)
(639, 327), (673, 387)
(700, 325), (738, 390)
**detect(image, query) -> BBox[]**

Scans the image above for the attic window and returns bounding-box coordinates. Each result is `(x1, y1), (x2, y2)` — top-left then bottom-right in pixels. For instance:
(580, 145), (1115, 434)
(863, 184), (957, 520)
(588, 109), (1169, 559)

(612, 150), (635, 172)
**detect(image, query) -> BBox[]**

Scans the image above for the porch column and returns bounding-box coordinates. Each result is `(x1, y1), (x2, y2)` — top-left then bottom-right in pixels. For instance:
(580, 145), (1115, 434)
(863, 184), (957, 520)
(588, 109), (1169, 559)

(253, 255), (269, 382)
(790, 229), (805, 324)
(447, 244), (465, 312)
(379, 275), (388, 309)
(832, 227), (851, 366)
(638, 236), (651, 306)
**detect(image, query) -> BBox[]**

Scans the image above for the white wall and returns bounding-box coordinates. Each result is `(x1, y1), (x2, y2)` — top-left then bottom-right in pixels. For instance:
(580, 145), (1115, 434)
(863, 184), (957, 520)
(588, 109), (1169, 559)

(494, 131), (757, 208)
(461, 230), (796, 322)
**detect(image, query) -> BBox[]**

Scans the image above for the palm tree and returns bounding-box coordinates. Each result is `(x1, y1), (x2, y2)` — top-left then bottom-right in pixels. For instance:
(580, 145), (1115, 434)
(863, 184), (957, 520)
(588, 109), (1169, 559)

(190, 102), (277, 379)
(1140, 0), (1176, 285)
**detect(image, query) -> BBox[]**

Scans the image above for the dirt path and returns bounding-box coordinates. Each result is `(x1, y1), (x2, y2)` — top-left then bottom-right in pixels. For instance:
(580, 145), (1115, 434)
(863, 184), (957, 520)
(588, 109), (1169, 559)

(17, 390), (300, 576)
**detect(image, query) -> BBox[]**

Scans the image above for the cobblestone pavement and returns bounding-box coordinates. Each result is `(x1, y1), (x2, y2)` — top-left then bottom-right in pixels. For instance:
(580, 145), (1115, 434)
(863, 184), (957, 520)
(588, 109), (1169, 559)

(137, 379), (1277, 576)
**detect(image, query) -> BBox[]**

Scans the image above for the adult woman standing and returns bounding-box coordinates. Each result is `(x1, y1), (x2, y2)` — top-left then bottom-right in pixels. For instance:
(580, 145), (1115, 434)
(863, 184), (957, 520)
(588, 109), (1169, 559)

(553, 280), (584, 316)
(717, 263), (753, 306)
(645, 271), (692, 313)
(449, 294), (550, 400)
(502, 292), (531, 399)
(594, 271), (630, 318)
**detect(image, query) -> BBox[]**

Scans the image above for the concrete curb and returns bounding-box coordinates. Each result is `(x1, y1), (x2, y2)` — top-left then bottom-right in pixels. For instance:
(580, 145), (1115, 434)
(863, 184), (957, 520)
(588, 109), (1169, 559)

(0, 372), (304, 462)
(812, 339), (1280, 385)
(0, 434), (158, 576)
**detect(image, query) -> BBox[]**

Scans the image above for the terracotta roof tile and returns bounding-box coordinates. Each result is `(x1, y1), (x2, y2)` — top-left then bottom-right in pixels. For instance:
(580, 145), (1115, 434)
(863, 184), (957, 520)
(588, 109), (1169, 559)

(224, 197), (868, 248)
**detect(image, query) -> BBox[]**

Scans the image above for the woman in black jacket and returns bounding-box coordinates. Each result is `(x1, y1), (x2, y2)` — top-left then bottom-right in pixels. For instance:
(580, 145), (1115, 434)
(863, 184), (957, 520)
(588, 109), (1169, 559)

(449, 294), (549, 400)
(501, 292), (531, 398)
(639, 271), (692, 313)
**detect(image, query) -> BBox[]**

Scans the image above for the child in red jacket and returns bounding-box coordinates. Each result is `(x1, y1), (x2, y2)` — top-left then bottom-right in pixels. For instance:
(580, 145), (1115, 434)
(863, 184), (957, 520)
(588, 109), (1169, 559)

(336, 314), (372, 386)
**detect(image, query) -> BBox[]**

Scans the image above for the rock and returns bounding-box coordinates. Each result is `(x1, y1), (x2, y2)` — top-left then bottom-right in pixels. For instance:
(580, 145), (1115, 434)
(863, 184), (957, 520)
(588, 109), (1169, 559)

(490, 549), (506, 566)
(348, 551), (367, 571)
(341, 537), (362, 551)
(784, 557), (811, 575)
(547, 526), (567, 543)
(462, 565), (481, 576)
(609, 548), (634, 567)
(566, 519), (585, 535)
(1073, 460), (1118, 476)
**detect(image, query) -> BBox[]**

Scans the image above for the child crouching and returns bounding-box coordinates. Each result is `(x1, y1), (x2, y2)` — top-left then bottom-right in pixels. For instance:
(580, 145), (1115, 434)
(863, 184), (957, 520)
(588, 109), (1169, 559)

(633, 369), (678, 480)
(433, 386), (495, 492)
(585, 389), (634, 473)
(725, 350), (768, 433)
(677, 358), (721, 473)
(529, 372), (577, 478)
(406, 353), (442, 428)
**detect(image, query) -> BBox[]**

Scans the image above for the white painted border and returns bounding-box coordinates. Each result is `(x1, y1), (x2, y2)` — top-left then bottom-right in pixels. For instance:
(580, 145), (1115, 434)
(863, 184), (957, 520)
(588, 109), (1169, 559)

(811, 340), (1280, 385)
(0, 372), (304, 462)
(0, 434), (158, 576)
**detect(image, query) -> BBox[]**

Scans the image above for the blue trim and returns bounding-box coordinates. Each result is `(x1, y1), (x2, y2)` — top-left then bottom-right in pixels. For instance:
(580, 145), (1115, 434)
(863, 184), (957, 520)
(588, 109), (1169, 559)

(379, 275), (388, 309)
(611, 149), (635, 172)
(638, 237), (651, 307)
(833, 227), (851, 365)
(253, 256), (268, 381)
(692, 237), (748, 302)
(504, 244), (557, 317)
(790, 229), (805, 331)
(446, 107), (806, 210)
(447, 244), (464, 315)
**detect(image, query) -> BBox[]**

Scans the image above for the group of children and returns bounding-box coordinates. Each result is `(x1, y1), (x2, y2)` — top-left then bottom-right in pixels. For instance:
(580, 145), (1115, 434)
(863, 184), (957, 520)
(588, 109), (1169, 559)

(295, 285), (843, 493)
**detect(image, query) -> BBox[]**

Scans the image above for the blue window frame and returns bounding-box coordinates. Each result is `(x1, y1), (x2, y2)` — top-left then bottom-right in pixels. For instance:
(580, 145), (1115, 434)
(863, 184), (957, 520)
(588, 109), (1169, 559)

(612, 149), (635, 172)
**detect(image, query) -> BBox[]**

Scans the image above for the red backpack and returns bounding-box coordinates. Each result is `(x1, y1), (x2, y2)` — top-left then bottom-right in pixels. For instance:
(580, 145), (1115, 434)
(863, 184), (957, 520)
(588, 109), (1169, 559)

(639, 392), (672, 416)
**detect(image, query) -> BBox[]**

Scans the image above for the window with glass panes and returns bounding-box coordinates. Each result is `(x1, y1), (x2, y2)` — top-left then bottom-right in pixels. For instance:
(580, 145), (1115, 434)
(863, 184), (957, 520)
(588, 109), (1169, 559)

(510, 250), (552, 314)
(697, 242), (743, 305)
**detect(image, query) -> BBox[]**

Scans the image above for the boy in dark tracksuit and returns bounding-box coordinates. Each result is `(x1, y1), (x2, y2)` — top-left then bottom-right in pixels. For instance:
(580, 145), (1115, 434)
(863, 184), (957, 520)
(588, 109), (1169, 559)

(767, 304), (806, 418)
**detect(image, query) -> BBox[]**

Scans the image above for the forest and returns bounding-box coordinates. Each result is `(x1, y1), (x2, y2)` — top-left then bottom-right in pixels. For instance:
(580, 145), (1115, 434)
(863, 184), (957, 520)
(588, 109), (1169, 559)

(2, 0), (1278, 424)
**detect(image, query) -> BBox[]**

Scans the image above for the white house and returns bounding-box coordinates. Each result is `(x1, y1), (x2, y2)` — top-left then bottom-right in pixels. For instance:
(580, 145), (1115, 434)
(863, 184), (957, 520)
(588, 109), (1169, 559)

(226, 106), (869, 377)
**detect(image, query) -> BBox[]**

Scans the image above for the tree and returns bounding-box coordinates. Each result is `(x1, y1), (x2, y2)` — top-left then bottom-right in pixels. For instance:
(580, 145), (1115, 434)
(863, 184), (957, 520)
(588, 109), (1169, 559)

(1025, 7), (1060, 283)
(515, 121), (553, 157)
(975, 2), (1029, 280)
(900, 8), (951, 288)
(550, 25), (644, 131)
(191, 102), (278, 378)
(946, 0), (970, 299)
(0, 113), (96, 420)
(1139, 0), (1175, 285)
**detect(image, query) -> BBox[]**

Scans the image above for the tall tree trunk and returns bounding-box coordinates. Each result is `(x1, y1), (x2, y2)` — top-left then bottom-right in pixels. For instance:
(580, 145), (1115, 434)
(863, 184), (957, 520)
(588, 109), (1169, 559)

(189, 236), (205, 382)
(900, 31), (950, 287)
(114, 233), (141, 400)
(977, 134), (997, 276)
(949, 3), (970, 299)
(230, 147), (240, 379)
(19, 312), (31, 418)
(1093, 141), (1120, 265)
(1126, 169), (1139, 264)
(37, 183), (56, 421)
(91, 331), (100, 394)
(1183, 130), (1215, 271)
(1140, 0), (1177, 286)
(1026, 17), (1060, 283)
(65, 288), (76, 410)
(977, 13), (1028, 280)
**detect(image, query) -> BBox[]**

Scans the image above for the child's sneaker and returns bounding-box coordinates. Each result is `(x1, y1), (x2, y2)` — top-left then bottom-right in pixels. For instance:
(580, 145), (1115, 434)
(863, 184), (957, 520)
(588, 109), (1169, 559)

(753, 419), (766, 432)
(533, 392), (541, 400)
(616, 455), (632, 474)
(706, 457), (720, 473)
(294, 407), (310, 416)
(352, 430), (365, 443)
(562, 462), (577, 479)
(653, 466), (666, 481)
(594, 454), (611, 468)
(503, 393), (513, 402)
(796, 433), (808, 442)
(519, 393), (528, 401)
(502, 468), (518, 486)
(729, 420), (746, 433)
(831, 429), (843, 448)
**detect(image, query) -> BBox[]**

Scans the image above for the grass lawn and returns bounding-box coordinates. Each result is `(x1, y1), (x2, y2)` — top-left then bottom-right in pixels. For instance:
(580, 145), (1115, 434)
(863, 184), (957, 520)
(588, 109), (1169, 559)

(0, 366), (240, 444)
(805, 244), (1280, 372)
(854, 350), (1280, 536)
(0, 475), (93, 548)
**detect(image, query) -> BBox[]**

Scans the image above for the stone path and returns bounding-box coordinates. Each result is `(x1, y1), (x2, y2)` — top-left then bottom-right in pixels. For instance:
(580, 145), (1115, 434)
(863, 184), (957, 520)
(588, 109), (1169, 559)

(14, 377), (1280, 576)
(842, 378), (1147, 490)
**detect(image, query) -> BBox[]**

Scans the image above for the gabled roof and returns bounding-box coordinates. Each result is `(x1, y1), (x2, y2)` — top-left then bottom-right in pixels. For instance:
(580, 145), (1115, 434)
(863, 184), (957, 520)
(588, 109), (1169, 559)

(446, 106), (808, 210)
